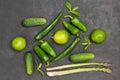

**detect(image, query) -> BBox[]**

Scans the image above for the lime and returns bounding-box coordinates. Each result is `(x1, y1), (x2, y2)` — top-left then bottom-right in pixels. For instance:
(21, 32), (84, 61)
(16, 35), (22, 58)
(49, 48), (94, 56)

(53, 29), (70, 44)
(91, 28), (106, 43)
(11, 36), (27, 51)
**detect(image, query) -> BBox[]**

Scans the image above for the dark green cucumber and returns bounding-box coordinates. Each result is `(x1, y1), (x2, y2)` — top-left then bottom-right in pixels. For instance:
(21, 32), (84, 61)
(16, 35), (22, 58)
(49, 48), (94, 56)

(25, 51), (34, 75)
(69, 53), (95, 62)
(22, 18), (46, 27)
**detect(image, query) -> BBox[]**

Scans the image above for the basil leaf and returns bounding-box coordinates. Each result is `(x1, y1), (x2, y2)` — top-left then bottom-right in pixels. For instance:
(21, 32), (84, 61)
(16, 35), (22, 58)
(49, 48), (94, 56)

(71, 11), (80, 16)
(72, 6), (79, 11)
(66, 2), (72, 11)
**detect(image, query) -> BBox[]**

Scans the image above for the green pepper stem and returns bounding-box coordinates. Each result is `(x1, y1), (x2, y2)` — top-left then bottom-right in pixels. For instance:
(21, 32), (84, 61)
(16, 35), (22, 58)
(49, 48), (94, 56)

(64, 15), (73, 19)
(47, 68), (112, 76)
(45, 62), (50, 67)
(39, 40), (44, 43)
(46, 62), (112, 71)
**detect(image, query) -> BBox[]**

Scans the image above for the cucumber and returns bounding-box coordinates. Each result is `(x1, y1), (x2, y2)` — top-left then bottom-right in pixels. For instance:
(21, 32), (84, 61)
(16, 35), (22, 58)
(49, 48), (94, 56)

(22, 18), (46, 27)
(25, 51), (34, 75)
(69, 53), (95, 62)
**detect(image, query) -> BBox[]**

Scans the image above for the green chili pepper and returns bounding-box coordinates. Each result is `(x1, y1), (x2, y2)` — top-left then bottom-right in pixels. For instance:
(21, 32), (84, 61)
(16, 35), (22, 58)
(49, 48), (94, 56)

(40, 40), (57, 58)
(35, 10), (64, 41)
(22, 18), (46, 27)
(25, 51), (34, 75)
(63, 20), (79, 35)
(65, 15), (87, 32)
(52, 37), (80, 62)
(33, 45), (50, 66)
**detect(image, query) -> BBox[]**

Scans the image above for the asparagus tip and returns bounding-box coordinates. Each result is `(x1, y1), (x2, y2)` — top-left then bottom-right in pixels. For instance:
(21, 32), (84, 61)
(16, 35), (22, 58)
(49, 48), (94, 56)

(103, 68), (112, 74)
(107, 63), (112, 67)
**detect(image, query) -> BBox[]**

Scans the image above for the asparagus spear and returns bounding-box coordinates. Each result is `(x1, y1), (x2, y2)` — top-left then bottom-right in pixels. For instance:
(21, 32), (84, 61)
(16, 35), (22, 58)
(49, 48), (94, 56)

(46, 62), (112, 71)
(47, 68), (112, 76)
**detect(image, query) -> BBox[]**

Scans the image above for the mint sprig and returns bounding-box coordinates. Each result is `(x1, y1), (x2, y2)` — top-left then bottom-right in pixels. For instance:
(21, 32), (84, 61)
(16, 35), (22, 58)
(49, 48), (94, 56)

(65, 2), (80, 16)
(82, 36), (92, 50)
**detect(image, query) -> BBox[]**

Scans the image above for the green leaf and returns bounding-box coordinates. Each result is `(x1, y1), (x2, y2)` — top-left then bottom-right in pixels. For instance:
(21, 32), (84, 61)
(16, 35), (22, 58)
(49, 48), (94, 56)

(71, 11), (80, 16)
(72, 6), (79, 11)
(82, 42), (88, 46)
(66, 2), (72, 11)
(84, 36), (91, 44)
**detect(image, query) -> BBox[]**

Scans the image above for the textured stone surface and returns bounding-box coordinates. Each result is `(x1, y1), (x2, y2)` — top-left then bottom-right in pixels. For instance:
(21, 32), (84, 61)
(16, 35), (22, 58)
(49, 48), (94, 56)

(0, 0), (120, 80)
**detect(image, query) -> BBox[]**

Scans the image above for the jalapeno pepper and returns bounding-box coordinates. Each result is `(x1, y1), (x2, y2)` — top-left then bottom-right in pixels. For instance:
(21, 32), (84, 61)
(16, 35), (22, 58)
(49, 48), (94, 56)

(63, 20), (79, 35)
(40, 40), (57, 58)
(65, 15), (87, 32)
(35, 10), (64, 41)
(33, 45), (50, 66)
(52, 36), (80, 62)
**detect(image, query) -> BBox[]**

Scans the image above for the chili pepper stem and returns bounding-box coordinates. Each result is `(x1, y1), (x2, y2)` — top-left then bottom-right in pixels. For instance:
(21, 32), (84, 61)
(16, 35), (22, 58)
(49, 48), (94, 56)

(46, 62), (112, 71)
(39, 40), (44, 43)
(47, 68), (112, 76)
(45, 62), (50, 67)
(64, 15), (73, 19)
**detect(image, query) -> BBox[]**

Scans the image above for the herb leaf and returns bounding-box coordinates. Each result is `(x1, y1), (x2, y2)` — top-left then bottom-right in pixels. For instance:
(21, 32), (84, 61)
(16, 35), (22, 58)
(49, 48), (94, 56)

(66, 2), (72, 11)
(72, 6), (79, 11)
(71, 11), (80, 16)
(82, 36), (92, 50)
(84, 36), (91, 43)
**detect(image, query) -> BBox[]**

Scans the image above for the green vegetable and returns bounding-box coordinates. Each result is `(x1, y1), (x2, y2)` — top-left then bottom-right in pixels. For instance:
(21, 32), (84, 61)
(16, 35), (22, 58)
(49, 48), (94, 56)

(40, 40), (57, 57)
(52, 37), (80, 62)
(63, 20), (79, 35)
(22, 18), (46, 27)
(65, 15), (87, 32)
(11, 36), (26, 51)
(47, 68), (112, 76)
(69, 53), (95, 62)
(65, 2), (80, 16)
(35, 10), (64, 41)
(25, 51), (34, 75)
(35, 60), (45, 76)
(47, 62), (112, 71)
(53, 29), (70, 45)
(91, 28), (106, 43)
(33, 45), (50, 66)
(82, 36), (92, 50)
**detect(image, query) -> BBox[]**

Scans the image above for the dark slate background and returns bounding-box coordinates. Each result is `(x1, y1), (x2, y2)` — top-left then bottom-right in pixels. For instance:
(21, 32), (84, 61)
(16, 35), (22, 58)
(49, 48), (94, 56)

(0, 0), (120, 80)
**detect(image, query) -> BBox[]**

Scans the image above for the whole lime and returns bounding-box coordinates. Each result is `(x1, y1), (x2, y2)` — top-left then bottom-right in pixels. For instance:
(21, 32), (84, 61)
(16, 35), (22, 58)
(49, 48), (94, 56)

(91, 28), (106, 43)
(53, 29), (70, 44)
(11, 36), (27, 51)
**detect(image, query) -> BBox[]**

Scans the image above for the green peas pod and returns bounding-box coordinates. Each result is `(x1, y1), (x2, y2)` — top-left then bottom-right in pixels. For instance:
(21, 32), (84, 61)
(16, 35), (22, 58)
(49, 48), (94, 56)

(40, 40), (57, 58)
